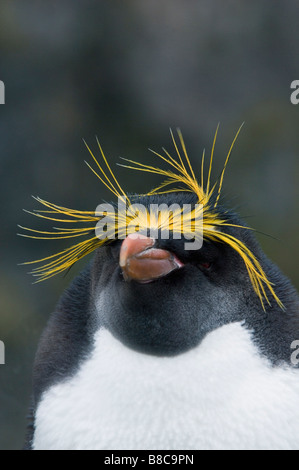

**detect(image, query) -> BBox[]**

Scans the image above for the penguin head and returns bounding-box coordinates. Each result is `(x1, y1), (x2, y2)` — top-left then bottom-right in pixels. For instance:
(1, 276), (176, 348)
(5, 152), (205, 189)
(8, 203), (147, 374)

(20, 128), (298, 363)
(90, 190), (283, 357)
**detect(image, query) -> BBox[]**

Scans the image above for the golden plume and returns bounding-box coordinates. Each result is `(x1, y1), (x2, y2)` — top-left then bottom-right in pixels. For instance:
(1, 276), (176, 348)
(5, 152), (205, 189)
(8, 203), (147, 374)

(19, 127), (284, 310)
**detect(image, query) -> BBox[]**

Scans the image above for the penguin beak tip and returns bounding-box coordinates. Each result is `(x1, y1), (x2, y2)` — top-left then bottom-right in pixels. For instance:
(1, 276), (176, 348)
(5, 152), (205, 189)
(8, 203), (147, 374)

(119, 234), (184, 283)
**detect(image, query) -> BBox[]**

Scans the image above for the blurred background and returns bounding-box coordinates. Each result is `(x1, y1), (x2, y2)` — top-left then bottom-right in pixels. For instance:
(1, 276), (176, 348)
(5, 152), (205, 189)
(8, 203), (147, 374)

(0, 0), (298, 449)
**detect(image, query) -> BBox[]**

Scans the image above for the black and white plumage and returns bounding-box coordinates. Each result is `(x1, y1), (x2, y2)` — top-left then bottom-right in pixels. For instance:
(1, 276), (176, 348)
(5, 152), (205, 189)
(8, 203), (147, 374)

(23, 131), (299, 450)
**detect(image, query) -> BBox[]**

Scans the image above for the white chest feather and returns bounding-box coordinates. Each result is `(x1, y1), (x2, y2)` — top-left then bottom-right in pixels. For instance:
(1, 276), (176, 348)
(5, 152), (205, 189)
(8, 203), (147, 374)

(33, 322), (299, 450)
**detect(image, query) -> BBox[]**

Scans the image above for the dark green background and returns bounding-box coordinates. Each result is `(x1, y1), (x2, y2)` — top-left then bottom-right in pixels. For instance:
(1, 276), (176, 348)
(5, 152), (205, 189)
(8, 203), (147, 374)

(0, 0), (298, 449)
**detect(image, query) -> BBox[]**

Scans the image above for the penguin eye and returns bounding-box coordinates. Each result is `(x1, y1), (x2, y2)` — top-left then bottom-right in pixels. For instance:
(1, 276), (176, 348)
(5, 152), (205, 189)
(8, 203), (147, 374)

(109, 240), (122, 261)
(198, 261), (212, 271)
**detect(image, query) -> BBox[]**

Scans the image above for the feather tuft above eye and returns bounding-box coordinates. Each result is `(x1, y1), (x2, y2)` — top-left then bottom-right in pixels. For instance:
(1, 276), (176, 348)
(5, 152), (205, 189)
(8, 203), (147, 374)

(18, 126), (284, 310)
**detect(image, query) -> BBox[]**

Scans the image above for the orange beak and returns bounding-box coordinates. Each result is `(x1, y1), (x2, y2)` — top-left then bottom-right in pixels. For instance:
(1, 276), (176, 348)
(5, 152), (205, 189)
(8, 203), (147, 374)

(119, 233), (184, 282)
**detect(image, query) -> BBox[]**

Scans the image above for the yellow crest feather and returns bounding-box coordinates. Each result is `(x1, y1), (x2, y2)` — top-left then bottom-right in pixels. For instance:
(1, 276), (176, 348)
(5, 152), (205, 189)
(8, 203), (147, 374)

(19, 127), (284, 310)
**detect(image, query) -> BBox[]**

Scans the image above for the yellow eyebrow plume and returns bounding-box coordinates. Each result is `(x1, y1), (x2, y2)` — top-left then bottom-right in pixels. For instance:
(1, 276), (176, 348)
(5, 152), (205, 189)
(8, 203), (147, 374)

(19, 128), (284, 310)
